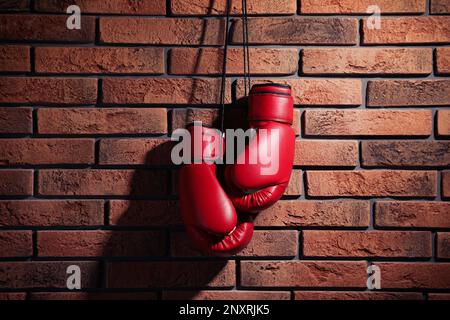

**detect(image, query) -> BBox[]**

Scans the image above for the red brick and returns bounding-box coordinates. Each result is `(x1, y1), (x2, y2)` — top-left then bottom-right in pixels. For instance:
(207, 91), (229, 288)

(232, 17), (358, 45)
(172, 108), (221, 130)
(295, 291), (423, 300)
(103, 78), (231, 105)
(437, 233), (450, 259)
(307, 170), (437, 197)
(170, 48), (297, 75)
(436, 48), (450, 74)
(302, 48), (432, 75)
(107, 261), (235, 288)
(38, 108), (167, 135)
(109, 200), (181, 226)
(431, 0), (450, 13)
(0, 1), (29, 10)
(295, 140), (358, 166)
(292, 109), (300, 135)
(0, 139), (94, 165)
(0, 108), (32, 134)
(363, 17), (450, 44)
(284, 170), (302, 196)
(241, 261), (367, 288)
(0, 77), (97, 104)
(38, 169), (168, 196)
(0, 170), (32, 196)
(367, 80), (450, 107)
(362, 141), (450, 167)
(256, 200), (370, 227)
(99, 139), (173, 165)
(170, 108), (234, 131)
(0, 46), (30, 72)
(0, 293), (26, 300)
(373, 263), (450, 289)
(437, 110), (450, 137)
(237, 79), (362, 106)
(303, 231), (431, 258)
(0, 200), (103, 226)
(0, 262), (100, 289)
(0, 231), (32, 257)
(443, 171), (450, 198)
(36, 47), (164, 74)
(30, 292), (157, 300)
(429, 294), (450, 300)
(163, 291), (291, 300)
(305, 110), (432, 137)
(0, 15), (95, 42)
(35, 0), (166, 14)
(37, 231), (166, 257)
(100, 18), (224, 45)
(171, 0), (296, 15)
(301, 0), (425, 13)
(171, 230), (298, 257)
(375, 201), (450, 228)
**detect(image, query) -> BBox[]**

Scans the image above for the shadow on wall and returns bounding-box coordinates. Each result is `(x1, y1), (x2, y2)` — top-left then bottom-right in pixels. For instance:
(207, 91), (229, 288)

(100, 141), (230, 300)
(99, 0), (243, 300)
(187, 0), (223, 105)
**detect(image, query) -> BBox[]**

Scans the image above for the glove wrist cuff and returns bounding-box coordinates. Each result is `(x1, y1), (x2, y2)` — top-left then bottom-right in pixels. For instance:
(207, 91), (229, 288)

(248, 83), (294, 124)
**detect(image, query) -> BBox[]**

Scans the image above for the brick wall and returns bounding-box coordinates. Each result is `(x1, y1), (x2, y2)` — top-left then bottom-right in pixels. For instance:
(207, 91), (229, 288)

(0, 0), (449, 301)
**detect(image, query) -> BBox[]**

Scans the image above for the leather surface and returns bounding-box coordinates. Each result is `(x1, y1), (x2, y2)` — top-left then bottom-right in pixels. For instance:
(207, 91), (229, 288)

(225, 84), (295, 213)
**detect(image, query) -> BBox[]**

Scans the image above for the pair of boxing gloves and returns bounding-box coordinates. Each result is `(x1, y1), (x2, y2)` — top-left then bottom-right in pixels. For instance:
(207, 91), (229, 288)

(179, 83), (295, 255)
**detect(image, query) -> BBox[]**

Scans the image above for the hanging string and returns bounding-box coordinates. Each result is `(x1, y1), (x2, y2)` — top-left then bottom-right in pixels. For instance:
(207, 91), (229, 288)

(241, 0), (248, 96)
(219, 0), (250, 133)
(219, 0), (232, 134)
(242, 0), (251, 94)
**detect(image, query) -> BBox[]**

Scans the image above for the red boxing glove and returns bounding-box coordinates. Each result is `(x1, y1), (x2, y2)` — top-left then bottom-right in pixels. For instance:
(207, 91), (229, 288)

(179, 124), (253, 255)
(225, 83), (295, 213)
